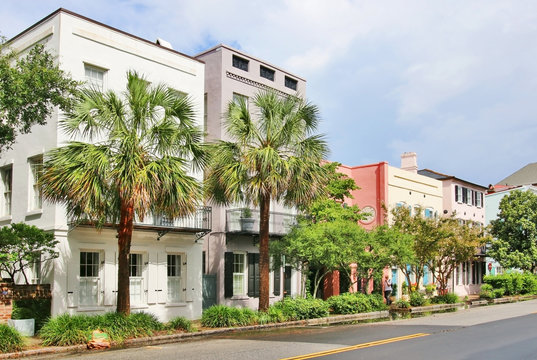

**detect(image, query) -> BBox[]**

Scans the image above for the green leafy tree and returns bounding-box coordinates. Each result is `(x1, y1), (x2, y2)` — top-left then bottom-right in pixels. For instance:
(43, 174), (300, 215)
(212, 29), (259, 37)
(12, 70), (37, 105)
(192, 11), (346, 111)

(430, 214), (489, 294)
(39, 71), (206, 315)
(0, 223), (58, 284)
(0, 41), (78, 152)
(391, 206), (437, 292)
(205, 91), (328, 311)
(489, 190), (537, 273)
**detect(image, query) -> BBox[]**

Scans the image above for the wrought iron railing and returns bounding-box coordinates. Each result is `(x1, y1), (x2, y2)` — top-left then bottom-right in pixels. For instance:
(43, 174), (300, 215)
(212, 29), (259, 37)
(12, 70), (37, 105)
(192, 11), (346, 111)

(73, 206), (212, 232)
(226, 208), (297, 235)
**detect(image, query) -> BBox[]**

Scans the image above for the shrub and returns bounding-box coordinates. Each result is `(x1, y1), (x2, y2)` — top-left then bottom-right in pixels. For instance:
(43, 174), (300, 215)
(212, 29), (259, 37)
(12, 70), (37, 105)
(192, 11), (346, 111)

(167, 316), (194, 332)
(11, 298), (51, 332)
(271, 297), (329, 320)
(431, 293), (459, 304)
(201, 305), (254, 328)
(267, 305), (287, 323)
(409, 292), (427, 307)
(40, 312), (164, 346)
(493, 288), (505, 299)
(425, 284), (436, 296)
(0, 324), (24, 353)
(39, 314), (94, 346)
(521, 273), (537, 294)
(479, 284), (493, 300)
(394, 300), (410, 309)
(368, 293), (388, 311)
(327, 293), (387, 315)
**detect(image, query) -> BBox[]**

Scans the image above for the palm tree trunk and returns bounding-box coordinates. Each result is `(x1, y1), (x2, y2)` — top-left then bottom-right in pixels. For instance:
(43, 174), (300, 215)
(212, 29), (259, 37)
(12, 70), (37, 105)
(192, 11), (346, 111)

(258, 194), (271, 312)
(117, 200), (134, 315)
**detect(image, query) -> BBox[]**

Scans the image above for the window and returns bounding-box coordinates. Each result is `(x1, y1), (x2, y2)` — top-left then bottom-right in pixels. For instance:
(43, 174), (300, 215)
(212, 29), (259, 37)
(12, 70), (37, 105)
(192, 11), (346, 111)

(467, 188), (473, 205)
(80, 251), (101, 306)
(29, 156), (43, 211)
(129, 253), (144, 305)
(284, 76), (298, 90)
(167, 254), (185, 303)
(456, 186), (463, 203)
(233, 93), (248, 109)
(232, 55), (249, 72)
(233, 253), (246, 296)
(84, 64), (105, 91)
(1, 166), (12, 216)
(424, 208), (433, 218)
(260, 65), (275, 81)
(476, 191), (482, 208)
(31, 253), (41, 285)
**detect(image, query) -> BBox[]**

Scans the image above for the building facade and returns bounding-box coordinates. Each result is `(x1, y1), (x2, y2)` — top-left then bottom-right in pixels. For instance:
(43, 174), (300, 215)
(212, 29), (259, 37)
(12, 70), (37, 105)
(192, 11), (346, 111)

(337, 153), (444, 298)
(418, 169), (488, 296)
(1, 9), (209, 321)
(195, 45), (304, 309)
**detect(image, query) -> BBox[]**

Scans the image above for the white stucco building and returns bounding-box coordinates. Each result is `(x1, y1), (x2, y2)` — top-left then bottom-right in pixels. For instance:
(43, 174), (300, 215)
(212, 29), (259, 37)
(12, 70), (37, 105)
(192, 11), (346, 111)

(1, 9), (209, 321)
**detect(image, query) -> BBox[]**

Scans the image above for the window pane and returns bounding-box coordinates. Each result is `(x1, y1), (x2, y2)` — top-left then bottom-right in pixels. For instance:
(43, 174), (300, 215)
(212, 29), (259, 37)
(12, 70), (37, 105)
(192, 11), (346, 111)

(285, 76), (298, 90)
(232, 55), (249, 71)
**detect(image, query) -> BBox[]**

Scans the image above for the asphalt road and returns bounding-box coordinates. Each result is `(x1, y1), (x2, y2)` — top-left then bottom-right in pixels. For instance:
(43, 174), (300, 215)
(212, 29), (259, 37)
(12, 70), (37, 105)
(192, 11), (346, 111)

(46, 299), (537, 360)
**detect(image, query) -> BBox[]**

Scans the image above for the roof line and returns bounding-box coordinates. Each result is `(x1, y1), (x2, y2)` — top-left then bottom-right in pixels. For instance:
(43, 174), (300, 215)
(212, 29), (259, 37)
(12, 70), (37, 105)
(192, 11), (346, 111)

(420, 168), (487, 190)
(6, 8), (204, 64)
(195, 43), (306, 82)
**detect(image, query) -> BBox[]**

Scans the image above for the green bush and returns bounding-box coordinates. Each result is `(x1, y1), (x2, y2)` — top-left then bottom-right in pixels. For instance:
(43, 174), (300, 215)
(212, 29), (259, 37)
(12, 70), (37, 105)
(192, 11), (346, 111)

(483, 273), (535, 295)
(271, 297), (329, 320)
(11, 298), (51, 332)
(39, 312), (164, 346)
(479, 284), (493, 300)
(409, 292), (427, 307)
(266, 305), (287, 323)
(521, 273), (537, 294)
(430, 293), (459, 304)
(167, 316), (194, 332)
(367, 293), (388, 311)
(201, 305), (256, 328)
(327, 293), (386, 315)
(394, 300), (410, 309)
(39, 314), (93, 346)
(0, 324), (24, 353)
(493, 288), (505, 299)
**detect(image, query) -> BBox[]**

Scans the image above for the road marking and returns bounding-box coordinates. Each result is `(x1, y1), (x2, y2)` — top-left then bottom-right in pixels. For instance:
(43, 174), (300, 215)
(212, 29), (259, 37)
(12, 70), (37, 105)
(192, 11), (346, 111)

(280, 333), (430, 360)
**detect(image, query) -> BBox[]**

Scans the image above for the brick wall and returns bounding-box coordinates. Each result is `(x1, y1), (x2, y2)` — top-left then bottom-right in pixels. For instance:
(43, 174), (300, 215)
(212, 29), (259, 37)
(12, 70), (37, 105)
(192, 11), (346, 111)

(0, 283), (51, 323)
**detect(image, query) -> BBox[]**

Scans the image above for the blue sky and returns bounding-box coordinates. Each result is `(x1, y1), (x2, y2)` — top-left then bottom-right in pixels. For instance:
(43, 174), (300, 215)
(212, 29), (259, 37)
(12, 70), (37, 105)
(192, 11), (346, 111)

(2, 1), (537, 186)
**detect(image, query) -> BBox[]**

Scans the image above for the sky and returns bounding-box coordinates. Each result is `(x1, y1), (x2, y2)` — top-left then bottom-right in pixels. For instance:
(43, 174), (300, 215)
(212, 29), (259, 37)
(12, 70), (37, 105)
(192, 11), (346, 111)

(2, 0), (537, 186)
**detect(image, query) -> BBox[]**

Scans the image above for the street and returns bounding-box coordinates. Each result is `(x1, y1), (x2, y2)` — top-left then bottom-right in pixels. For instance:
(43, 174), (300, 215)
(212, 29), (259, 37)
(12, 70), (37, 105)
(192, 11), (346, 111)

(45, 300), (537, 360)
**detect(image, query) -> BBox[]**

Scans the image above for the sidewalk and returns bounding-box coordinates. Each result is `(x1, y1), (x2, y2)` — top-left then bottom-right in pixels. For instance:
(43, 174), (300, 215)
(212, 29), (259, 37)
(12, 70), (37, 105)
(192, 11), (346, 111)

(1, 297), (536, 359)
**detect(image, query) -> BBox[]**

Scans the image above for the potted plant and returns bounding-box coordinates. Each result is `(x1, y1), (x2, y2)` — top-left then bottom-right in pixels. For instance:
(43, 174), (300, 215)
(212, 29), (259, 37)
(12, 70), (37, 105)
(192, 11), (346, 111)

(239, 208), (255, 231)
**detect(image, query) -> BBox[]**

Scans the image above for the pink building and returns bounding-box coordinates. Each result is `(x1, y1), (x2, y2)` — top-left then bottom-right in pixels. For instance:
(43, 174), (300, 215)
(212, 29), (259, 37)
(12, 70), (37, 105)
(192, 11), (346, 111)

(330, 153), (444, 298)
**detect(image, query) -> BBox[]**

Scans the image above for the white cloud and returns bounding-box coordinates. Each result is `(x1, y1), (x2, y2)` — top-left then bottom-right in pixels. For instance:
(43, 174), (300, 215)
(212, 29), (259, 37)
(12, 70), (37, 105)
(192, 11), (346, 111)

(2, 0), (537, 185)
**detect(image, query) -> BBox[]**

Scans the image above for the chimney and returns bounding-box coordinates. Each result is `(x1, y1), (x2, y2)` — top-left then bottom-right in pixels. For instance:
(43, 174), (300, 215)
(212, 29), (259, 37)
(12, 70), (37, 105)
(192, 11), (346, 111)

(401, 152), (418, 173)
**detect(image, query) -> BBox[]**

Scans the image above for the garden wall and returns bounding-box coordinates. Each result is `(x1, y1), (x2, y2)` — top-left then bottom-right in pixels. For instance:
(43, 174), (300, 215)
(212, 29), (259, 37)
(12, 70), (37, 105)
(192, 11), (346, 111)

(0, 283), (51, 323)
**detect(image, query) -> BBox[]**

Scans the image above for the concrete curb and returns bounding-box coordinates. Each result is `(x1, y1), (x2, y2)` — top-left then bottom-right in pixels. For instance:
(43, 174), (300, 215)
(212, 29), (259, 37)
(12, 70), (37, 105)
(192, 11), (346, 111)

(2, 297), (534, 359)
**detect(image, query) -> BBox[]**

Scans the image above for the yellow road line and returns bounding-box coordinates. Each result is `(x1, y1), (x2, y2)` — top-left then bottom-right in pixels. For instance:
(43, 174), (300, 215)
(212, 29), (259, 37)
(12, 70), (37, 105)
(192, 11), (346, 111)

(280, 333), (430, 360)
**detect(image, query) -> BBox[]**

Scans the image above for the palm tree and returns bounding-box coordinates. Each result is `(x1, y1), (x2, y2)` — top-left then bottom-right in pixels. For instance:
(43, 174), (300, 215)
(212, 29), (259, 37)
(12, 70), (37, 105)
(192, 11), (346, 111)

(205, 91), (329, 311)
(40, 71), (207, 315)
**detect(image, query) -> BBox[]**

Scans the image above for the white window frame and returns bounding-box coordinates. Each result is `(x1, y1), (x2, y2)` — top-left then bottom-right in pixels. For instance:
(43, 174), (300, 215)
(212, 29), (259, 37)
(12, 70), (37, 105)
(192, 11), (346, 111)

(28, 156), (43, 211)
(233, 252), (247, 296)
(84, 64), (106, 91)
(129, 253), (146, 306)
(167, 253), (186, 303)
(0, 166), (12, 217)
(457, 186), (463, 203)
(79, 250), (102, 306)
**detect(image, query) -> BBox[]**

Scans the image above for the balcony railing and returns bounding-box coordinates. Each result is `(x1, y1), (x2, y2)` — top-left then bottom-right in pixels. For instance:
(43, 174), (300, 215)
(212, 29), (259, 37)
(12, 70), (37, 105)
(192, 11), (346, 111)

(226, 208), (297, 236)
(72, 206), (212, 233)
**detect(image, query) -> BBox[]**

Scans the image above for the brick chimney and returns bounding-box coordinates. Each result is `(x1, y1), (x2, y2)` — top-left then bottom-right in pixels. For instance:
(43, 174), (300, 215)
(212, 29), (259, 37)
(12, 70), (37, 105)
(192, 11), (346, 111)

(401, 152), (418, 173)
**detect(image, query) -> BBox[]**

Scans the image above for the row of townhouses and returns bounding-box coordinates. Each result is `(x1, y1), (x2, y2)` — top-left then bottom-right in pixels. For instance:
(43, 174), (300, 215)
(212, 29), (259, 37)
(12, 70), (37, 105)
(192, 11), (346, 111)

(0, 8), (530, 321)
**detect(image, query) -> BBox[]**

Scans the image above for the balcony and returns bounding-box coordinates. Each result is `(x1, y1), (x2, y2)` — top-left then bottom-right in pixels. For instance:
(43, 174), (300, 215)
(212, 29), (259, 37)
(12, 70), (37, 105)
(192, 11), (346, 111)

(72, 206), (212, 234)
(226, 208), (297, 236)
